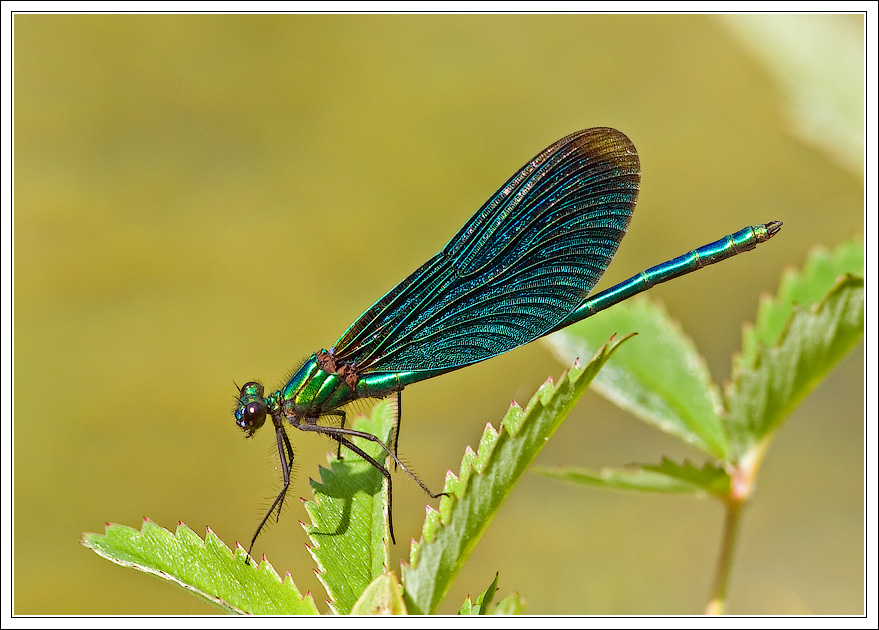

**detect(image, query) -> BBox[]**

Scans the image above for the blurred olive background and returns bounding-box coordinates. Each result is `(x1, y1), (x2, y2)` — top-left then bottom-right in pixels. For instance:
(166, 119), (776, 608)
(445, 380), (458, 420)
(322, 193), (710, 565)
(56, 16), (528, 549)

(14, 14), (863, 615)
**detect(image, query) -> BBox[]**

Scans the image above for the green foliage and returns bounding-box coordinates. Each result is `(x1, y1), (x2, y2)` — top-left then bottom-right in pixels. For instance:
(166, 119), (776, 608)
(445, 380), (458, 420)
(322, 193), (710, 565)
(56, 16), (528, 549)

(350, 572), (407, 615)
(82, 335), (627, 615)
(492, 591), (527, 614)
(304, 403), (394, 614)
(725, 242), (864, 459)
(543, 239), (863, 481)
(545, 297), (728, 458)
(541, 238), (864, 612)
(535, 457), (730, 496)
(457, 573), (499, 615)
(82, 239), (862, 615)
(737, 240), (863, 368)
(402, 335), (627, 614)
(81, 520), (318, 615)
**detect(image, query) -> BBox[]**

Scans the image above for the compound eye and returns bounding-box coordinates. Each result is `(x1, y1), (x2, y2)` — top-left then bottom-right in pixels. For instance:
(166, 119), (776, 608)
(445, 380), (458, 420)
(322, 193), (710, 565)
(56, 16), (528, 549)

(237, 400), (267, 434)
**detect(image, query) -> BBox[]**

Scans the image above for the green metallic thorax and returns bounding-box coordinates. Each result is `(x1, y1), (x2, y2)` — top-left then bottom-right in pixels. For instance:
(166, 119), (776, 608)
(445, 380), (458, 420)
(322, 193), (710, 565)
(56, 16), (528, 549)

(279, 354), (354, 418)
(276, 351), (446, 420)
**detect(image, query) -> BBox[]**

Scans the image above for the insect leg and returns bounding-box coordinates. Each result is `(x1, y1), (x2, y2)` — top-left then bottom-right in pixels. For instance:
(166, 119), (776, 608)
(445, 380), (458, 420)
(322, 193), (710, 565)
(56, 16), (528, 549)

(297, 423), (448, 544)
(392, 391), (402, 468)
(322, 409), (346, 459)
(298, 423), (396, 543)
(246, 422), (295, 563)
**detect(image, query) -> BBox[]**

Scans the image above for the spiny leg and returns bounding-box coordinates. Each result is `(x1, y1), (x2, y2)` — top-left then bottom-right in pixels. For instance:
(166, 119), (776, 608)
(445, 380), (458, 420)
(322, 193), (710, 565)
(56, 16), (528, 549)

(272, 425), (295, 522)
(297, 422), (448, 544)
(301, 423), (445, 498)
(322, 410), (346, 459)
(246, 422), (294, 563)
(392, 391), (402, 470)
(319, 429), (396, 544)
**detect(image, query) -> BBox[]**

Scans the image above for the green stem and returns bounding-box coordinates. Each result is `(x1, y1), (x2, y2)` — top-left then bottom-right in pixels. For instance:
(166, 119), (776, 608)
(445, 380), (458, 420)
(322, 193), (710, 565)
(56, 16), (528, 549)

(706, 496), (745, 615)
(706, 442), (767, 614)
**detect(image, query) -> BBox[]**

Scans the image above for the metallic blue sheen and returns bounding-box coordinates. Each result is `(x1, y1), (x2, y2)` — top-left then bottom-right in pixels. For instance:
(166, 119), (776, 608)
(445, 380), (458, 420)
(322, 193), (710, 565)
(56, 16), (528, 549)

(233, 127), (782, 555)
(550, 223), (780, 331)
(331, 128), (641, 376)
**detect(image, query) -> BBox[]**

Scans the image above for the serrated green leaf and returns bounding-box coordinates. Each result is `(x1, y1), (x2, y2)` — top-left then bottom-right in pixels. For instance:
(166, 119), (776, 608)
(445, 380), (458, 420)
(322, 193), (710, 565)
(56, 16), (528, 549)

(458, 572), (499, 615)
(304, 402), (395, 615)
(640, 458), (732, 495)
(401, 335), (630, 614)
(350, 572), (407, 615)
(726, 274), (863, 459)
(545, 298), (726, 458)
(81, 520), (318, 615)
(535, 457), (730, 496)
(738, 239), (863, 372)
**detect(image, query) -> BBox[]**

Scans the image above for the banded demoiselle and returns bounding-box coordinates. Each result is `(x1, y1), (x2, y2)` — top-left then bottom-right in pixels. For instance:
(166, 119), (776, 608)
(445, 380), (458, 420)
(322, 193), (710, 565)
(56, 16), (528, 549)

(234, 127), (781, 556)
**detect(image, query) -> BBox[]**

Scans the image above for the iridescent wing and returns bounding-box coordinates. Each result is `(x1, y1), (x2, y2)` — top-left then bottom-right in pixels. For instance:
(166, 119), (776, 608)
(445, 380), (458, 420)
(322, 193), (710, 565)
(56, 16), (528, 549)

(332, 127), (640, 373)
